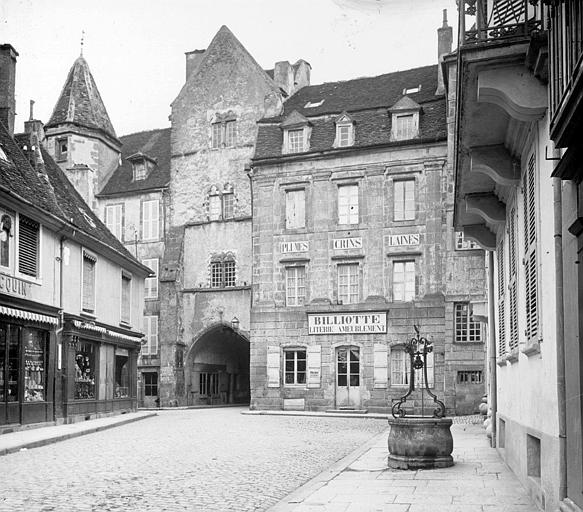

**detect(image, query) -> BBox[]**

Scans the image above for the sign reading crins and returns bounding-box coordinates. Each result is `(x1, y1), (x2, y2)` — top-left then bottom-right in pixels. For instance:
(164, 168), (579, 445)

(308, 312), (387, 335)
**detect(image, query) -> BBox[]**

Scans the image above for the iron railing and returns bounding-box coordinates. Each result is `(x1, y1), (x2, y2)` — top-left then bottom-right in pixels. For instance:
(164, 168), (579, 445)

(460, 0), (547, 45)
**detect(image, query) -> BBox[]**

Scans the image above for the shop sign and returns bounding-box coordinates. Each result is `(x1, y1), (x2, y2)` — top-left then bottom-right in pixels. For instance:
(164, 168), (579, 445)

(281, 241), (309, 254)
(388, 233), (420, 247)
(0, 273), (32, 298)
(333, 237), (362, 250)
(308, 312), (387, 334)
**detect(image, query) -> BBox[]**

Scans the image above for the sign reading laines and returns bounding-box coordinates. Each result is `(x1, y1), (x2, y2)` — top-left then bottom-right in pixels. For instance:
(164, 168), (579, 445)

(308, 312), (387, 334)
(387, 233), (420, 247)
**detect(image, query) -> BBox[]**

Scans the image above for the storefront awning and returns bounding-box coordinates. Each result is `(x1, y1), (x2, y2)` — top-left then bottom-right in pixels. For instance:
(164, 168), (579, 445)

(0, 305), (58, 325)
(72, 320), (143, 344)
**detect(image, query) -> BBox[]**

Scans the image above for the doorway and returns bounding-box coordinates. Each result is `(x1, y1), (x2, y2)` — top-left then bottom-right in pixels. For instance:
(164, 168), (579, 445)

(335, 346), (361, 409)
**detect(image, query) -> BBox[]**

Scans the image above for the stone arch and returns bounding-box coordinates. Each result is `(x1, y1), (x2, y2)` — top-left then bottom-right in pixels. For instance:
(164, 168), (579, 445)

(184, 322), (250, 406)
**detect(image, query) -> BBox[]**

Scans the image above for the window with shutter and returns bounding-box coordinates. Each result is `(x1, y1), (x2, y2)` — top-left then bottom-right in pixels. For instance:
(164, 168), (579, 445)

(497, 240), (507, 357)
(267, 346), (281, 388)
(393, 260), (415, 301)
(390, 346), (434, 387)
(523, 153), (539, 346)
(143, 316), (158, 356)
(286, 266), (306, 306)
(82, 252), (96, 313)
(338, 184), (358, 225)
(105, 204), (123, 241)
(121, 271), (131, 324)
(508, 209), (519, 352)
(373, 344), (388, 388)
(142, 258), (159, 299)
(338, 263), (359, 304)
(142, 200), (159, 240)
(18, 215), (39, 278)
(285, 189), (305, 229)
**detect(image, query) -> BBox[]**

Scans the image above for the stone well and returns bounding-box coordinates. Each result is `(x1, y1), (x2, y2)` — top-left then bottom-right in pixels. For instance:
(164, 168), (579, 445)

(387, 416), (454, 470)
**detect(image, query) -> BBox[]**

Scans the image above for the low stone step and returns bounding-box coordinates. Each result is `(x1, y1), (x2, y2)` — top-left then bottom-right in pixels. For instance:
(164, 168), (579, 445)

(325, 409), (368, 414)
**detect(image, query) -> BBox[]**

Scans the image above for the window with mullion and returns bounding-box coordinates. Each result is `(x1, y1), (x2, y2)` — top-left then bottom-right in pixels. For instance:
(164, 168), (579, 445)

(142, 200), (159, 241)
(394, 179), (415, 221)
(393, 260), (415, 301)
(105, 204), (123, 241)
(210, 261), (224, 288)
(223, 193), (235, 219)
(284, 349), (307, 385)
(338, 263), (359, 304)
(454, 303), (481, 342)
(286, 266), (306, 306)
(142, 258), (159, 299)
(287, 129), (304, 153)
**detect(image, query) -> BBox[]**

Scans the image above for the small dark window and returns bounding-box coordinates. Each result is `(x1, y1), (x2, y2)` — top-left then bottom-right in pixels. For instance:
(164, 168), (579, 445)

(144, 373), (158, 397)
(56, 138), (68, 162)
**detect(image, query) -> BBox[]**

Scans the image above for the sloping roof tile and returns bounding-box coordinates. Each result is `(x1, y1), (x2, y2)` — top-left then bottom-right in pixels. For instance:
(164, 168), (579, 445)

(98, 128), (171, 196)
(254, 65), (446, 160)
(46, 56), (119, 144)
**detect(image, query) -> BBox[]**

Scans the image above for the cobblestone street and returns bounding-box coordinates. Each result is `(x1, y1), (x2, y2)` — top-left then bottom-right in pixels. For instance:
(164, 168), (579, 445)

(0, 408), (387, 512)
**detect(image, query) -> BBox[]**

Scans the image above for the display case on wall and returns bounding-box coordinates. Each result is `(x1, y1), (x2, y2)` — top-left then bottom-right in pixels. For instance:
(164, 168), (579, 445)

(23, 328), (47, 402)
(75, 341), (96, 399)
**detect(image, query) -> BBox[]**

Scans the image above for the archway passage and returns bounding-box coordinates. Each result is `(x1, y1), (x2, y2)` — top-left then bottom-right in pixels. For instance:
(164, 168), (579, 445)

(186, 325), (250, 406)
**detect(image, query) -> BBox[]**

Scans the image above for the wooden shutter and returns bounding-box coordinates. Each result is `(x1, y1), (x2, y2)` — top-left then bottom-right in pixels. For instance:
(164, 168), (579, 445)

(267, 345), (280, 388)
(394, 181), (404, 220)
(390, 348), (406, 385)
(18, 215), (39, 277)
(307, 345), (321, 388)
(151, 316), (158, 355)
(121, 272), (131, 323)
(373, 344), (388, 388)
(82, 253), (96, 312)
(508, 208), (519, 351)
(496, 240), (506, 357)
(523, 153), (538, 343)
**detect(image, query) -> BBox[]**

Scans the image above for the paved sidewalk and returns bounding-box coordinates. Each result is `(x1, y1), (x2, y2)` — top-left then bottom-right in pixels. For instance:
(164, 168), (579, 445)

(269, 423), (536, 512)
(0, 410), (156, 456)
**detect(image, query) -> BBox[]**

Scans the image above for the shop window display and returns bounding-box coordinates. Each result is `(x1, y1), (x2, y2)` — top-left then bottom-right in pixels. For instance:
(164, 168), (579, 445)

(0, 323), (20, 402)
(23, 328), (47, 402)
(115, 350), (129, 398)
(75, 342), (96, 399)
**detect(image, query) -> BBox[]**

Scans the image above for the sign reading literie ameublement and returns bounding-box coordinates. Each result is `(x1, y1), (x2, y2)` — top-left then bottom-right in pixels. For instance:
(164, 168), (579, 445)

(308, 312), (387, 334)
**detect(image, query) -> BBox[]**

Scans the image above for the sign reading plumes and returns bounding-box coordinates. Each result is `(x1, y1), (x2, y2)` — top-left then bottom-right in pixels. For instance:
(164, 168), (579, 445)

(281, 241), (309, 253)
(308, 312), (387, 334)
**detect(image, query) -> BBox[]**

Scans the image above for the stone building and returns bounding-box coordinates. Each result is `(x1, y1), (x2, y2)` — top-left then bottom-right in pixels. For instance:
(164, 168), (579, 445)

(248, 16), (487, 414)
(43, 55), (169, 408)
(158, 26), (311, 406)
(0, 44), (149, 430)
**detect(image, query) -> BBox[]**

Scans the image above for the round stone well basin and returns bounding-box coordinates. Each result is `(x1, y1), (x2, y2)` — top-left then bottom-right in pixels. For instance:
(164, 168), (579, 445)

(387, 416), (453, 470)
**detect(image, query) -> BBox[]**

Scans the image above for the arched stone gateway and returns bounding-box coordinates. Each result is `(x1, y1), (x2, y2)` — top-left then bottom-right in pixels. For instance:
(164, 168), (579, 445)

(185, 323), (250, 406)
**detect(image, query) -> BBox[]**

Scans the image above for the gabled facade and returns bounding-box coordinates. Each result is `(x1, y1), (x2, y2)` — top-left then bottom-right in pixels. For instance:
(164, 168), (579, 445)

(0, 45), (149, 429)
(249, 17), (487, 415)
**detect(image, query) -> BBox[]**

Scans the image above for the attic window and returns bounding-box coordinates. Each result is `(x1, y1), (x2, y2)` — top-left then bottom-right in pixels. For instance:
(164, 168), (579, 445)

(334, 114), (354, 148)
(78, 208), (97, 229)
(304, 100), (324, 108)
(402, 86), (421, 95)
(133, 161), (147, 181)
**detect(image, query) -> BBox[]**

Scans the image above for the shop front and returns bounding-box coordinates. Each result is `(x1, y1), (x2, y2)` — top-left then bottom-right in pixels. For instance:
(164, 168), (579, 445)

(0, 303), (58, 428)
(61, 316), (141, 422)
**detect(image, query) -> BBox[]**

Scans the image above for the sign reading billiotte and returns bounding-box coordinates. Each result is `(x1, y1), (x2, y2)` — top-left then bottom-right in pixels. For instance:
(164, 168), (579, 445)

(308, 312), (387, 334)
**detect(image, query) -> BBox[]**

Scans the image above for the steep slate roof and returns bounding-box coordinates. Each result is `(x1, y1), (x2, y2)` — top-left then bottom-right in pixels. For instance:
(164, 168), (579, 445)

(254, 64), (446, 160)
(0, 121), (141, 267)
(98, 128), (170, 197)
(45, 56), (119, 144)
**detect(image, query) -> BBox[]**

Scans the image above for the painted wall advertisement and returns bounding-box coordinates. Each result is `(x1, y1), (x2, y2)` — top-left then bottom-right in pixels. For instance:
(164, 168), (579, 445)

(308, 312), (387, 334)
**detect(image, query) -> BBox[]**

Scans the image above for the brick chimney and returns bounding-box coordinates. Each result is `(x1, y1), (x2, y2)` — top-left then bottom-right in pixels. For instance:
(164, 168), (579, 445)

(436, 9), (453, 95)
(0, 44), (18, 135)
(185, 49), (205, 80)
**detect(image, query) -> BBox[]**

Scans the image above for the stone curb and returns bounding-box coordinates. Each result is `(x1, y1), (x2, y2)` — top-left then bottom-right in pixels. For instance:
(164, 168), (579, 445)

(267, 427), (390, 511)
(0, 412), (157, 457)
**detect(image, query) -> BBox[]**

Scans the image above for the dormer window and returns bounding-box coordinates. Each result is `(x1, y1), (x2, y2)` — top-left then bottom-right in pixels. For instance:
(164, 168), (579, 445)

(281, 110), (311, 155)
(389, 96), (421, 142)
(127, 152), (156, 182)
(334, 113), (355, 148)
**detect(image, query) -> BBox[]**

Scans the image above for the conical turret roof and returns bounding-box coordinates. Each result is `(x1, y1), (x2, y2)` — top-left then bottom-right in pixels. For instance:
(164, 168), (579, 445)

(46, 56), (119, 143)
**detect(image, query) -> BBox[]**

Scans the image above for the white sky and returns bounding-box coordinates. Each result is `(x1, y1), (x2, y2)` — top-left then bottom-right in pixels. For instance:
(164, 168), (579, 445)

(1, 0), (458, 136)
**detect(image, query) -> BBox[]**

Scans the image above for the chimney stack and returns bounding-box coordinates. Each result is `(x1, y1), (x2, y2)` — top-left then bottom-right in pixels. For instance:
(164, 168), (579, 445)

(185, 49), (205, 80)
(436, 9), (453, 95)
(24, 99), (46, 174)
(0, 44), (18, 135)
(274, 61), (294, 96)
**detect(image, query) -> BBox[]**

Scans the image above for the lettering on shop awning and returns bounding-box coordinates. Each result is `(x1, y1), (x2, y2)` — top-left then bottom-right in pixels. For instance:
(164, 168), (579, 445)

(72, 320), (143, 343)
(308, 312), (387, 335)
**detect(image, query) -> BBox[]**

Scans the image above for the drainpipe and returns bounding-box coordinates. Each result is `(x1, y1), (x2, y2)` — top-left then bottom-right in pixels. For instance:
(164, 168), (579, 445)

(487, 250), (497, 448)
(553, 173), (567, 502)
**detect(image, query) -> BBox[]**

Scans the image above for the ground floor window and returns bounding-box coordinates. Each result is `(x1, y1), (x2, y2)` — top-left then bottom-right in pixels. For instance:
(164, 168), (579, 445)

(457, 370), (483, 384)
(391, 346), (434, 388)
(0, 322), (49, 403)
(284, 349), (306, 385)
(75, 341), (96, 399)
(143, 372), (158, 397)
(115, 349), (129, 398)
(337, 347), (360, 387)
(200, 372), (219, 397)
